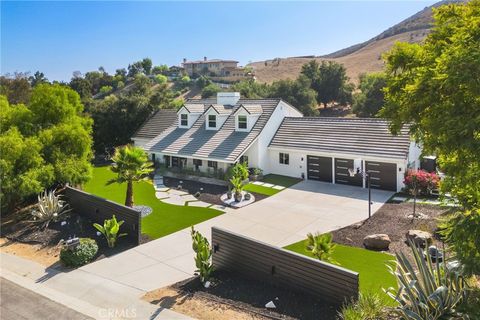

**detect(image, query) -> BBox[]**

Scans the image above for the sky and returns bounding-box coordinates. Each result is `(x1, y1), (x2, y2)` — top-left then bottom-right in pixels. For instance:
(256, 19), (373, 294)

(1, 1), (437, 81)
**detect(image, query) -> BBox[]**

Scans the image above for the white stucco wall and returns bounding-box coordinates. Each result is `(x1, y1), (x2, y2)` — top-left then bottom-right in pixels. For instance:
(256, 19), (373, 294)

(408, 141), (422, 169)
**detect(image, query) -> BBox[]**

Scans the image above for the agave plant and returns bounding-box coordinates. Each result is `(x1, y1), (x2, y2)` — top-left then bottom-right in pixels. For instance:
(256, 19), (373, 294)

(385, 240), (468, 320)
(30, 189), (71, 230)
(305, 232), (337, 264)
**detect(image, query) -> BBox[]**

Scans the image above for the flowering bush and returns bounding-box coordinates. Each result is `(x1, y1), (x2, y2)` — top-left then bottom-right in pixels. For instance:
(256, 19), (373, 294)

(404, 169), (440, 195)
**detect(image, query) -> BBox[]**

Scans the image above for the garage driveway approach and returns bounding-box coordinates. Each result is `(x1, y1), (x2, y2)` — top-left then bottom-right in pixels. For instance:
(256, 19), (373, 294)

(78, 181), (393, 294)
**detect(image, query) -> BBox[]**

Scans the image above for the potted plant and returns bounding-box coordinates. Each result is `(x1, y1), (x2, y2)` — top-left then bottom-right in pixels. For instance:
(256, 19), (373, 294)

(230, 176), (243, 202)
(249, 168), (263, 181)
(244, 193), (251, 201)
(226, 189), (232, 199)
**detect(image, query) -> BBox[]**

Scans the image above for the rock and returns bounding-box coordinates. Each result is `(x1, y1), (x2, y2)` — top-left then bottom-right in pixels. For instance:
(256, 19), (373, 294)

(363, 234), (391, 250)
(265, 301), (276, 309)
(406, 230), (433, 248)
(204, 281), (211, 288)
(353, 222), (364, 229)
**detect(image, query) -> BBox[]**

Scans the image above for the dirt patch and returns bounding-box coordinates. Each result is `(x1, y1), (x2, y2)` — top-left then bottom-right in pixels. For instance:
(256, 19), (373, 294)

(331, 202), (450, 257)
(144, 271), (339, 320)
(0, 212), (149, 268)
(163, 177), (269, 206)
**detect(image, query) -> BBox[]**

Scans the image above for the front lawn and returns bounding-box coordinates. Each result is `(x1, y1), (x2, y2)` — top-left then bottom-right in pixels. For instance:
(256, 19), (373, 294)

(84, 166), (223, 239)
(244, 174), (302, 196)
(284, 240), (397, 301)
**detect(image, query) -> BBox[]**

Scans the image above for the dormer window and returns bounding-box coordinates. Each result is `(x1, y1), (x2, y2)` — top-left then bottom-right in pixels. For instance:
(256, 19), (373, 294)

(208, 114), (216, 128)
(180, 114), (188, 127)
(238, 115), (247, 129)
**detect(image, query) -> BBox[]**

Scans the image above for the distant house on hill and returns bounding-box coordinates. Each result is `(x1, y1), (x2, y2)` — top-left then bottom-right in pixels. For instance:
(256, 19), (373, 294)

(182, 57), (253, 81)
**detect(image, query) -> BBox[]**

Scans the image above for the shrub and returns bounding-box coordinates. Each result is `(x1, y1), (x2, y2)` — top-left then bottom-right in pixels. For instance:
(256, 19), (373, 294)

(99, 85), (113, 94)
(385, 240), (468, 319)
(201, 84), (221, 98)
(93, 215), (127, 248)
(30, 189), (72, 230)
(60, 238), (98, 267)
(305, 232), (337, 264)
(404, 169), (440, 196)
(338, 293), (387, 320)
(191, 226), (213, 284)
(154, 74), (167, 84)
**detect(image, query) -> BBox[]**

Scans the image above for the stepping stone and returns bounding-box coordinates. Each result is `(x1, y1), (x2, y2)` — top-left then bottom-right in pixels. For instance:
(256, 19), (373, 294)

(155, 187), (169, 192)
(392, 196), (408, 202)
(187, 201), (212, 208)
(252, 181), (264, 185)
(181, 194), (198, 202)
(210, 204), (227, 211)
(169, 189), (188, 196)
(272, 185), (285, 190)
(161, 196), (186, 206)
(155, 191), (169, 199)
(263, 183), (274, 188)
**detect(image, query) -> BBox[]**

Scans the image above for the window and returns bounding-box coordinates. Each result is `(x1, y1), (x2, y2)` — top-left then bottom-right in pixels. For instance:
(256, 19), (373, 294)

(180, 114), (188, 127)
(240, 155), (249, 166)
(279, 153), (289, 165)
(208, 161), (218, 169)
(238, 115), (247, 129)
(208, 114), (216, 128)
(193, 159), (202, 166)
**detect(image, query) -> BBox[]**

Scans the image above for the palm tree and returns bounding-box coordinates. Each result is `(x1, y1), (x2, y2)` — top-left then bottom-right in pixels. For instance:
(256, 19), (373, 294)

(108, 145), (154, 207)
(305, 232), (337, 264)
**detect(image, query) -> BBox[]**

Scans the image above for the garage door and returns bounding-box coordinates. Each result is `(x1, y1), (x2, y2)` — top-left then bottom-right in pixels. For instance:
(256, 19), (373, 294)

(307, 156), (332, 182)
(366, 161), (397, 191)
(335, 158), (363, 187)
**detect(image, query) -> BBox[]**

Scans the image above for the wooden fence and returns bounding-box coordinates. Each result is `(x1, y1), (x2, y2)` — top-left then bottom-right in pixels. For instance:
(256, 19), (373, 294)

(63, 186), (141, 245)
(211, 227), (359, 304)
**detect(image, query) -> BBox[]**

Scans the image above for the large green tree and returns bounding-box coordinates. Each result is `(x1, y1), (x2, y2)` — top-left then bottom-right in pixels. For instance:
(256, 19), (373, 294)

(352, 73), (387, 117)
(0, 84), (93, 211)
(381, 0), (480, 274)
(268, 76), (318, 116)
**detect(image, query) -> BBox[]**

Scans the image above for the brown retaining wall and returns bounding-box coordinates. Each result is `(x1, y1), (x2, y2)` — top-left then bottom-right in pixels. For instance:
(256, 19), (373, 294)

(211, 227), (359, 304)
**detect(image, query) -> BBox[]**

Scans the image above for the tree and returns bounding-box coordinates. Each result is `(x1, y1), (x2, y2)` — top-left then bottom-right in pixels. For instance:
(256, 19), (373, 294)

(152, 65), (169, 75)
(381, 0), (480, 274)
(69, 76), (92, 100)
(115, 68), (127, 78)
(268, 76), (318, 115)
(141, 58), (153, 75)
(99, 85), (113, 94)
(352, 73), (387, 117)
(201, 83), (221, 98)
(154, 74), (168, 85)
(0, 72), (32, 104)
(0, 84), (93, 211)
(29, 71), (48, 87)
(108, 145), (153, 207)
(230, 79), (269, 98)
(300, 60), (352, 107)
(404, 169), (440, 219)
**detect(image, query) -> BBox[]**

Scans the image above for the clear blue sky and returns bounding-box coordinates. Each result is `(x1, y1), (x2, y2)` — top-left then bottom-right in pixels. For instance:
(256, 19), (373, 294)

(1, 1), (436, 81)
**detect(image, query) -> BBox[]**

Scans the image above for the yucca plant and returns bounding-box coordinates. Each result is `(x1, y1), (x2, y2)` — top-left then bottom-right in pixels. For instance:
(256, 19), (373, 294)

(305, 232), (337, 264)
(191, 226), (213, 285)
(93, 215), (127, 248)
(385, 240), (468, 319)
(30, 189), (71, 230)
(338, 292), (387, 320)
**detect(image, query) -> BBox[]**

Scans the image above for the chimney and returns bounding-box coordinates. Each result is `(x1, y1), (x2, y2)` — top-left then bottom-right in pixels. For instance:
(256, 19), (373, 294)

(217, 92), (240, 106)
(204, 56), (207, 62)
(183, 58), (187, 63)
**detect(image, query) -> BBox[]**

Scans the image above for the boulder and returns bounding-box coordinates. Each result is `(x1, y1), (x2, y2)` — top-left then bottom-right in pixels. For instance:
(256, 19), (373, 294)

(363, 234), (391, 250)
(406, 230), (433, 248)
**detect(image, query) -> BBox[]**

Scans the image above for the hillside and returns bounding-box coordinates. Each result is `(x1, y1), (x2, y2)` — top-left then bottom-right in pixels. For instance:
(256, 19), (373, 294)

(249, 0), (463, 84)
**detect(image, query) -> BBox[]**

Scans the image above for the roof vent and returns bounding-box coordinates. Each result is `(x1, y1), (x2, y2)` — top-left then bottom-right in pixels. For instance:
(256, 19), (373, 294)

(217, 92), (240, 106)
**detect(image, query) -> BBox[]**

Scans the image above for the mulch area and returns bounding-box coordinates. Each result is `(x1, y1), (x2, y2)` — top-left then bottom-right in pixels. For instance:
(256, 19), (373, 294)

(163, 177), (269, 206)
(165, 271), (339, 320)
(1, 212), (149, 265)
(331, 202), (452, 256)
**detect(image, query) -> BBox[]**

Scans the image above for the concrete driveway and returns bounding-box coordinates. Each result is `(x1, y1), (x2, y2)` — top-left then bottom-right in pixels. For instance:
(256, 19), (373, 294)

(72, 181), (393, 293)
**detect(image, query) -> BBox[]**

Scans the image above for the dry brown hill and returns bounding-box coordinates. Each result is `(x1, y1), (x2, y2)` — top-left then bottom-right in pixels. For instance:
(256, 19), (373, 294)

(249, 0), (463, 85)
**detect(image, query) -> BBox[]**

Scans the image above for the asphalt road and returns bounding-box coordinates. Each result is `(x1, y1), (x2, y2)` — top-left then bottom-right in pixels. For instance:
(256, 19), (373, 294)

(0, 277), (92, 320)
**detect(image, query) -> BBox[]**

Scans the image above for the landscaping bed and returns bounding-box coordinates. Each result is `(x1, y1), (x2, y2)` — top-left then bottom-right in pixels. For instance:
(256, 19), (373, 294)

(144, 271), (339, 320)
(163, 176), (269, 206)
(330, 202), (449, 257)
(0, 211), (146, 268)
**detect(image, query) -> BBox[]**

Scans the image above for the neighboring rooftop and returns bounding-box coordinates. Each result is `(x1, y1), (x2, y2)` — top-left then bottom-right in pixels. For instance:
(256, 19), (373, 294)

(269, 117), (411, 159)
(133, 109), (178, 140)
(182, 58), (239, 64)
(145, 98), (283, 162)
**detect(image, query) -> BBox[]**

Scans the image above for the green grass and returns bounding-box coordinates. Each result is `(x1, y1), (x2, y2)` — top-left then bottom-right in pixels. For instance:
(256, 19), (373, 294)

(244, 174), (302, 196)
(284, 240), (397, 301)
(83, 166), (223, 239)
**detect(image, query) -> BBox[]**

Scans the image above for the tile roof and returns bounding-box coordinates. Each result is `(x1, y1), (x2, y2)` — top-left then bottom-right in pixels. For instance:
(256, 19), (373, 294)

(183, 59), (238, 64)
(181, 104), (205, 113)
(236, 104), (263, 115)
(132, 109), (178, 140)
(206, 104), (235, 115)
(145, 99), (282, 162)
(269, 117), (411, 160)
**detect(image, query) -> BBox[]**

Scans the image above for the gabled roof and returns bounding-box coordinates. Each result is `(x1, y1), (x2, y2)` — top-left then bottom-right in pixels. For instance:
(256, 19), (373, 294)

(145, 99), (283, 162)
(269, 117), (411, 160)
(132, 109), (178, 140)
(234, 104), (263, 115)
(205, 104), (234, 115)
(178, 104), (205, 114)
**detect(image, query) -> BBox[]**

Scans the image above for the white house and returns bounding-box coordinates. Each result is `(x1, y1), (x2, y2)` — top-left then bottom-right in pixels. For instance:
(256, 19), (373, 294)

(133, 92), (421, 192)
